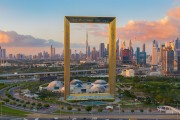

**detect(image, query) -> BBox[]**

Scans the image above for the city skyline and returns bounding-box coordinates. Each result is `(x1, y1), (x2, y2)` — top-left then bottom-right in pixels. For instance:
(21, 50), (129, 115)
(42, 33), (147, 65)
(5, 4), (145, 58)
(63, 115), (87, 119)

(0, 0), (180, 55)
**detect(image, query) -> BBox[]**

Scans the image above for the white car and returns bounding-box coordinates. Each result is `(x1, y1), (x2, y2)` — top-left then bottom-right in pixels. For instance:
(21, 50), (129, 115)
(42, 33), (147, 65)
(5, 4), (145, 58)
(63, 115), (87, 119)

(106, 106), (113, 110)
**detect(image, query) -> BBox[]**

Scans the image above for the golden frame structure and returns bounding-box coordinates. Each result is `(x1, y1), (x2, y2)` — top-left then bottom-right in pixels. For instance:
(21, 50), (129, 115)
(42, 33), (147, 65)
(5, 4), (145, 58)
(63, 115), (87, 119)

(64, 16), (116, 100)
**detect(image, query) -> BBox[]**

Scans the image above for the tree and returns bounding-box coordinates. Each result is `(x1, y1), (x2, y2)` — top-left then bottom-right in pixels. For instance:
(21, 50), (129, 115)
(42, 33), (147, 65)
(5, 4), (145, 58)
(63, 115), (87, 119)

(44, 104), (50, 108)
(121, 109), (124, 113)
(85, 106), (92, 112)
(61, 106), (64, 110)
(140, 109), (144, 113)
(36, 106), (40, 110)
(31, 102), (36, 106)
(37, 103), (42, 107)
(110, 109), (113, 112)
(20, 100), (24, 103)
(78, 108), (81, 111)
(67, 106), (72, 111)
(131, 109), (134, 114)
(30, 105), (33, 109)
(26, 101), (30, 104)
(98, 108), (103, 113)
(17, 104), (21, 107)
(3, 98), (9, 103)
(23, 104), (26, 108)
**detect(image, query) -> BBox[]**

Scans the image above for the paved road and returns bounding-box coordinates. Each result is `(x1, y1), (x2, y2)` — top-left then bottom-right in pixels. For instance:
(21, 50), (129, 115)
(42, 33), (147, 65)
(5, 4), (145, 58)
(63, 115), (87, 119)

(27, 113), (180, 120)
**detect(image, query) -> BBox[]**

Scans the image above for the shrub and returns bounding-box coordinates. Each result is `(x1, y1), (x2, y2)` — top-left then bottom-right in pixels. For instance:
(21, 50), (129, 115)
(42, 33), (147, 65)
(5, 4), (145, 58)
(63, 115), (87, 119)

(37, 103), (42, 107)
(36, 106), (40, 110)
(98, 108), (103, 113)
(3, 98), (10, 103)
(85, 106), (92, 112)
(31, 102), (36, 106)
(110, 109), (113, 112)
(140, 109), (144, 113)
(44, 104), (50, 108)
(78, 108), (81, 111)
(131, 109), (134, 113)
(17, 104), (21, 107)
(23, 104), (26, 108)
(67, 106), (72, 111)
(148, 109), (152, 112)
(26, 101), (30, 104)
(30, 105), (33, 109)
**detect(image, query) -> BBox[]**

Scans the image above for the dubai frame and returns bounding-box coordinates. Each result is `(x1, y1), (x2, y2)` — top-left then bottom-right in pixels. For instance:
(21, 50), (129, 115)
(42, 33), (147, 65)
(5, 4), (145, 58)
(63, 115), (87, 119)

(64, 16), (116, 101)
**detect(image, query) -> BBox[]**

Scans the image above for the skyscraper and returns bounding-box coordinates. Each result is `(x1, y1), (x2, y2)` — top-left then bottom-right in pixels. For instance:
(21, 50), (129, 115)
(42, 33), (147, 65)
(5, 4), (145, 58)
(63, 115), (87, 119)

(105, 44), (109, 57)
(152, 40), (160, 65)
(88, 46), (90, 59)
(136, 47), (140, 64)
(129, 40), (134, 61)
(91, 47), (97, 60)
(174, 38), (180, 72)
(142, 43), (145, 52)
(116, 39), (120, 59)
(120, 40), (126, 60)
(0, 46), (6, 65)
(50, 45), (55, 59)
(136, 47), (146, 65)
(86, 31), (89, 59)
(161, 45), (174, 73)
(99, 43), (105, 58)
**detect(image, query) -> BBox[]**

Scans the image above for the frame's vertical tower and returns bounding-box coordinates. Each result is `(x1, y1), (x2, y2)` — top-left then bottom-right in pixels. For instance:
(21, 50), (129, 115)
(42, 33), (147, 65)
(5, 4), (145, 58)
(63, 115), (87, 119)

(109, 18), (116, 97)
(64, 17), (70, 99)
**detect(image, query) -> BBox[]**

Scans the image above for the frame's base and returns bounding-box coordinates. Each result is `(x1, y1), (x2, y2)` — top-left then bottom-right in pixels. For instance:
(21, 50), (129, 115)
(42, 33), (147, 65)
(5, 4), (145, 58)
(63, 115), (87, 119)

(66, 93), (115, 101)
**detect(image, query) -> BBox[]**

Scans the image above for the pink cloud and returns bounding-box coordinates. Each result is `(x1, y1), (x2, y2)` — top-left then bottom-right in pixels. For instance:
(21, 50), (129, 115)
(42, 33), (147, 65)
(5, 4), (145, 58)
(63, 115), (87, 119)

(89, 6), (180, 42)
(167, 6), (180, 20)
(0, 32), (10, 43)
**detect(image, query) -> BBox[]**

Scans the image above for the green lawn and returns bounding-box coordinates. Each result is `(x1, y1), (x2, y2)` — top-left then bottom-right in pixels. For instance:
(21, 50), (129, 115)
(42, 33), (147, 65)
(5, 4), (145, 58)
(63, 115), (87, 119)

(0, 83), (8, 90)
(0, 105), (30, 117)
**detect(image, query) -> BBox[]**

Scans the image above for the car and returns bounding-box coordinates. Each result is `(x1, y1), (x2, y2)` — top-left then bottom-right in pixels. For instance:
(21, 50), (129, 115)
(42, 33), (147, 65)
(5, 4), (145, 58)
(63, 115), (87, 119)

(92, 117), (97, 120)
(53, 117), (59, 120)
(106, 106), (113, 110)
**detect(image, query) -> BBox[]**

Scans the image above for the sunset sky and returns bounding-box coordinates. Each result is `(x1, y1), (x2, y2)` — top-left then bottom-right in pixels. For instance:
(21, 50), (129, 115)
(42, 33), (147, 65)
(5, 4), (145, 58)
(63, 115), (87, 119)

(0, 0), (180, 55)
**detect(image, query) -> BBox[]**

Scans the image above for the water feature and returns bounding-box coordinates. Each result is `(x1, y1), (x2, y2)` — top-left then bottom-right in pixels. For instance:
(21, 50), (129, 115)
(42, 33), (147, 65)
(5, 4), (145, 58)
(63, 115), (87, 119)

(79, 101), (106, 106)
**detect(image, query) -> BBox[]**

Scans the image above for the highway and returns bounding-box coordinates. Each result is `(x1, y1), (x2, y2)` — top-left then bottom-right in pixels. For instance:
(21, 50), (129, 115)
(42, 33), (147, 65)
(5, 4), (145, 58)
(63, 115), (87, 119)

(0, 67), (151, 78)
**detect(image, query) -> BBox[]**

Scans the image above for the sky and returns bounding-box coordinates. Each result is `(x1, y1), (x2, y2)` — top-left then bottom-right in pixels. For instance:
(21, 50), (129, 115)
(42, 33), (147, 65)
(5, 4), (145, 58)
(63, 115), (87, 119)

(0, 0), (180, 55)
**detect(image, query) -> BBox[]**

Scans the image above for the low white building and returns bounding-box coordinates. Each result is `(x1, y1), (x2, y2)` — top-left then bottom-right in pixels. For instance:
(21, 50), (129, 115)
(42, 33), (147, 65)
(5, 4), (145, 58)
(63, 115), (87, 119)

(126, 69), (135, 77)
(121, 69), (135, 77)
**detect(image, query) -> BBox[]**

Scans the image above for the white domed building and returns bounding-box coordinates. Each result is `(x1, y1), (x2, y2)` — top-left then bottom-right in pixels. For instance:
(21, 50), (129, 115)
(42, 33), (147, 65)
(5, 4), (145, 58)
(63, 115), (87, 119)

(70, 79), (82, 85)
(59, 87), (64, 93)
(89, 84), (106, 93)
(46, 81), (64, 92)
(59, 86), (74, 93)
(92, 79), (108, 88)
(94, 80), (107, 84)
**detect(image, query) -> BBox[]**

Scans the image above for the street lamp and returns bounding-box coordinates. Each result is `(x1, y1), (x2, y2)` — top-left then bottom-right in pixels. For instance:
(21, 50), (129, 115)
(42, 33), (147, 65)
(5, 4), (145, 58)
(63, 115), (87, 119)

(1, 102), (2, 120)
(177, 102), (179, 120)
(118, 104), (120, 114)
(59, 97), (62, 119)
